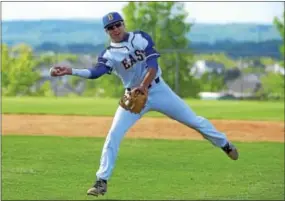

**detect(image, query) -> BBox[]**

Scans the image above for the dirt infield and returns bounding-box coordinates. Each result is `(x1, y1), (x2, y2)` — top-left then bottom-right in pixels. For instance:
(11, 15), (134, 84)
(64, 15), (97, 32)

(2, 114), (284, 142)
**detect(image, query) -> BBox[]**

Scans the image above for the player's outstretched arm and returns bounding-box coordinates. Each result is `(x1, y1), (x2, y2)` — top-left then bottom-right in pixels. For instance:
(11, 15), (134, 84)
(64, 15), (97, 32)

(50, 65), (72, 76)
(50, 64), (109, 79)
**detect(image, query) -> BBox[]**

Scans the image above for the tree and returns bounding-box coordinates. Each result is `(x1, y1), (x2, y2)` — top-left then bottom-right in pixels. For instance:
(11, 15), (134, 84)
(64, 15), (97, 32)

(258, 12), (285, 101)
(123, 2), (200, 97)
(199, 72), (225, 92)
(1, 44), (41, 96)
(258, 73), (284, 100)
(1, 44), (10, 89)
(273, 12), (284, 67)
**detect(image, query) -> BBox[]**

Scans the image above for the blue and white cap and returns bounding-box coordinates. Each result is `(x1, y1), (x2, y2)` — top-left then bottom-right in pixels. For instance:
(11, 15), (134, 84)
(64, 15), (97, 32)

(102, 12), (124, 28)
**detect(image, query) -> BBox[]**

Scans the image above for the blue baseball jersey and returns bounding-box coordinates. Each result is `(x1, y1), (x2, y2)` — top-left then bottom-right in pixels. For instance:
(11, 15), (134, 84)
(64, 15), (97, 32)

(98, 31), (162, 88)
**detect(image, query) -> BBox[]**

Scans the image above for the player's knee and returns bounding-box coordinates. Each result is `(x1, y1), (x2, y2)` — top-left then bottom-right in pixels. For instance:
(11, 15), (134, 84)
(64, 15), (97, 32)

(196, 116), (207, 122)
(187, 116), (206, 128)
(104, 137), (118, 151)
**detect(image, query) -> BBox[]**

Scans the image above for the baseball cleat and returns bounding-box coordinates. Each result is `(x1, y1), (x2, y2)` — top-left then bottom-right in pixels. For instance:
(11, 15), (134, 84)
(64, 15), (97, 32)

(87, 179), (107, 196)
(222, 142), (239, 160)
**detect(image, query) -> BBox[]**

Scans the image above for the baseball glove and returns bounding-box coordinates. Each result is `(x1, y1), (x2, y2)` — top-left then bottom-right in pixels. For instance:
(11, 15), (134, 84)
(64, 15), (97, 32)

(119, 89), (148, 114)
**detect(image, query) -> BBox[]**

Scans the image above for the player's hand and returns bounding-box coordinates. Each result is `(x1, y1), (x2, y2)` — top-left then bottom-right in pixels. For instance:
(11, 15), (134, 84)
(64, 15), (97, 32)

(50, 65), (72, 77)
(132, 85), (148, 95)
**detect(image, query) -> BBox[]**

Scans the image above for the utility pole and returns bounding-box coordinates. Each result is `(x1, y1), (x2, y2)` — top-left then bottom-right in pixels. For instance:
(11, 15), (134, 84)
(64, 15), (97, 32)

(175, 52), (180, 95)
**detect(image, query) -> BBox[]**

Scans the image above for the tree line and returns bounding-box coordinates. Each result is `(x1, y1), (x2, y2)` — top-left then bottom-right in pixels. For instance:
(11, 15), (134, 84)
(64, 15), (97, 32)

(32, 39), (282, 59)
(1, 42), (283, 100)
(1, 2), (284, 100)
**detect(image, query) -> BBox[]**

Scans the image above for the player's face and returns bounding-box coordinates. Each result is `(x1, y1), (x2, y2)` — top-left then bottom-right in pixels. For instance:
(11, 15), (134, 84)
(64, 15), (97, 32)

(105, 21), (126, 42)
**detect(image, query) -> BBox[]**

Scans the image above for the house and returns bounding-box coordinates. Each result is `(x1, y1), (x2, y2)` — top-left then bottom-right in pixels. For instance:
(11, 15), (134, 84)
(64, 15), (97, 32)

(190, 60), (225, 78)
(225, 73), (262, 95)
(223, 68), (242, 82)
(265, 63), (285, 75)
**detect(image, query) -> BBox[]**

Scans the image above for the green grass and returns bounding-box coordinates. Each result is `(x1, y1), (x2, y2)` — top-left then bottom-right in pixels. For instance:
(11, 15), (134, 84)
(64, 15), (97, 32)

(2, 97), (284, 121)
(2, 135), (284, 200)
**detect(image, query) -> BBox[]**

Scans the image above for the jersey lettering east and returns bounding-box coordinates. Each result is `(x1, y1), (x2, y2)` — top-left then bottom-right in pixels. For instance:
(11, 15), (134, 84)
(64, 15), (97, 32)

(99, 31), (162, 88)
(121, 50), (145, 70)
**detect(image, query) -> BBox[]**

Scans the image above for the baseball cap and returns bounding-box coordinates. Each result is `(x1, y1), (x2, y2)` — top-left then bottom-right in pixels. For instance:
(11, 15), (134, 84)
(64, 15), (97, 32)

(102, 12), (124, 28)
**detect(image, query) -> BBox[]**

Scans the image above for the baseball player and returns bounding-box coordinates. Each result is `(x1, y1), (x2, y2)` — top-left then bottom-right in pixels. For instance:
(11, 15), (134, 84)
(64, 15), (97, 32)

(50, 12), (239, 197)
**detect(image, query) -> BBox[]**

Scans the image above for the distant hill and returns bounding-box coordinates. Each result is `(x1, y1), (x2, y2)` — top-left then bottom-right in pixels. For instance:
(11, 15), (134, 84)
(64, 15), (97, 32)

(2, 19), (281, 46)
(188, 23), (281, 43)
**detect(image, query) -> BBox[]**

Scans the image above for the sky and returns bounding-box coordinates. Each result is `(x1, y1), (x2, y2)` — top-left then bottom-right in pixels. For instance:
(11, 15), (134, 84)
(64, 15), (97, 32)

(2, 1), (284, 24)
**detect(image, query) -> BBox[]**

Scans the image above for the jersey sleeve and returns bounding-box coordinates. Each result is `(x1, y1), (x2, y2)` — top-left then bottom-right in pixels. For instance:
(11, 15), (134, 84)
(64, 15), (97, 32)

(96, 49), (114, 74)
(135, 31), (160, 60)
(87, 63), (110, 79)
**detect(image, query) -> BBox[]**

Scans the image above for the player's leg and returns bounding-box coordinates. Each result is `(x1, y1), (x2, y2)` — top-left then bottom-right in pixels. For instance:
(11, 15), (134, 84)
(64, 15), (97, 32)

(87, 105), (149, 196)
(149, 79), (238, 160)
(96, 106), (143, 180)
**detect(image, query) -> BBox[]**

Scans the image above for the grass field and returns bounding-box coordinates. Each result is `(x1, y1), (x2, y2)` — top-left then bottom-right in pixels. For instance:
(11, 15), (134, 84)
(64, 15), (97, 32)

(2, 97), (284, 200)
(2, 136), (284, 200)
(2, 97), (284, 121)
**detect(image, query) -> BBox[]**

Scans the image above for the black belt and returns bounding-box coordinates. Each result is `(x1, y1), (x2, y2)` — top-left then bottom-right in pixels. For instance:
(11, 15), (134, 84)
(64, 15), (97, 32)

(127, 77), (160, 91)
